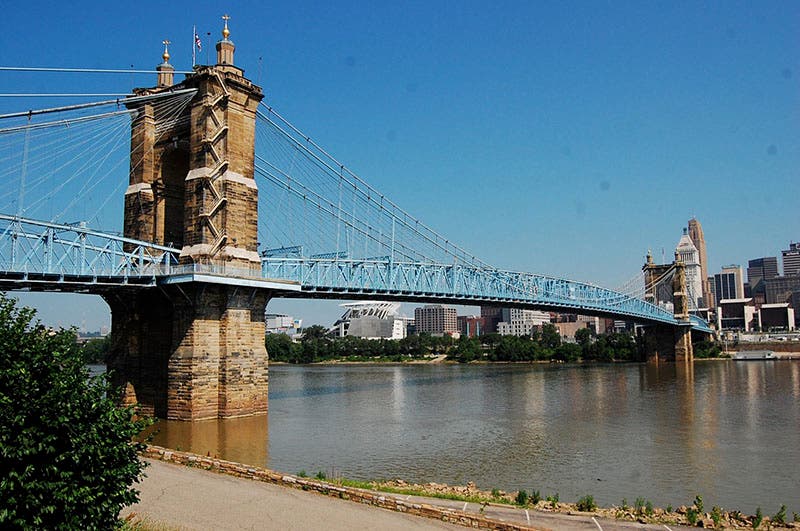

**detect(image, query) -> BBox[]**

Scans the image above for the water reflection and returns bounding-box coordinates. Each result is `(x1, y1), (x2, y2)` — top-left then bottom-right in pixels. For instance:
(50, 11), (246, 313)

(145, 414), (268, 467)
(144, 361), (800, 513)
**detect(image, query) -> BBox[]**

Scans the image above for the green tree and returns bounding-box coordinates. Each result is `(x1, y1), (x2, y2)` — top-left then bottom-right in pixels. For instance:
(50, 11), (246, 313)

(575, 327), (593, 347)
(81, 335), (111, 364)
(0, 294), (148, 528)
(539, 323), (562, 350)
(265, 332), (296, 362)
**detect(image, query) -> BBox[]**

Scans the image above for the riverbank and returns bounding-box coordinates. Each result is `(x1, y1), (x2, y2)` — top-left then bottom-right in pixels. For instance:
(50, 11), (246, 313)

(137, 445), (799, 530)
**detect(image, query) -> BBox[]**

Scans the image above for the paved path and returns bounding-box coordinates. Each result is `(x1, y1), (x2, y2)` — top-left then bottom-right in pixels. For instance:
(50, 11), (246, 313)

(126, 459), (694, 531)
(124, 459), (462, 530)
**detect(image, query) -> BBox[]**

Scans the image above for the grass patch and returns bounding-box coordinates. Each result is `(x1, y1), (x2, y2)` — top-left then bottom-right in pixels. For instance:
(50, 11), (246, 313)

(332, 478), (514, 506)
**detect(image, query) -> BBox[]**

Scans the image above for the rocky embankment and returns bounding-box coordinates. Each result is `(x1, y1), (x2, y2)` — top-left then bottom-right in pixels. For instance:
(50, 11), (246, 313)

(375, 479), (800, 530)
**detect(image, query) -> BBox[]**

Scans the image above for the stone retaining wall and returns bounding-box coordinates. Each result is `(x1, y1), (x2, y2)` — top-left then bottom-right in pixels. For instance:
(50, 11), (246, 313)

(142, 445), (538, 530)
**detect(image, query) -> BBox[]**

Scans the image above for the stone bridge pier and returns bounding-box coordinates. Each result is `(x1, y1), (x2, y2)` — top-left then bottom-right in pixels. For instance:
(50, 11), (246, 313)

(106, 22), (270, 420)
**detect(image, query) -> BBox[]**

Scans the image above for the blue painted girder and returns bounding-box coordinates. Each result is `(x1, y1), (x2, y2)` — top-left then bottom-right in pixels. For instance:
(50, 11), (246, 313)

(261, 258), (714, 332)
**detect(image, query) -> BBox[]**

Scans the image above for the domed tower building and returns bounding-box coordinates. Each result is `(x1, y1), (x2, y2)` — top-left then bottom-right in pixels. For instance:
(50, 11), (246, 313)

(676, 228), (703, 309)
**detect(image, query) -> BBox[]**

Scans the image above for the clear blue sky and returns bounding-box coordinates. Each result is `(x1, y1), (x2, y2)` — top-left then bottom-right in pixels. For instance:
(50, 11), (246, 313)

(1, 1), (798, 329)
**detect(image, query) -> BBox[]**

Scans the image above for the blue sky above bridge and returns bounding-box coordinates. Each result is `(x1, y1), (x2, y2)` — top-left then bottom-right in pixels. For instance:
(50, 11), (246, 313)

(1, 1), (798, 329)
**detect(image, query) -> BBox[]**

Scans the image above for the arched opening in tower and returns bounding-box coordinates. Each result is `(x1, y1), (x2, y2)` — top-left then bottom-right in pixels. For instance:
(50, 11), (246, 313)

(159, 149), (188, 248)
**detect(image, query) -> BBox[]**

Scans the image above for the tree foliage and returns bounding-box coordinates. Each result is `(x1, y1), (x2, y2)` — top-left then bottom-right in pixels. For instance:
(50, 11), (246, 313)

(0, 295), (148, 529)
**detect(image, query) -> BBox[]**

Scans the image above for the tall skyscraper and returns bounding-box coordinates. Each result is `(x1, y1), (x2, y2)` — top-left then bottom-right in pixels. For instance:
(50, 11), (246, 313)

(687, 218), (712, 308)
(782, 242), (800, 276)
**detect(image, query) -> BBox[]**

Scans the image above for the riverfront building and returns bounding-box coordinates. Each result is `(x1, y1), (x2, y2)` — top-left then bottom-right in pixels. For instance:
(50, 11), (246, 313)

(497, 308), (551, 336)
(414, 305), (458, 336)
(713, 265), (744, 307)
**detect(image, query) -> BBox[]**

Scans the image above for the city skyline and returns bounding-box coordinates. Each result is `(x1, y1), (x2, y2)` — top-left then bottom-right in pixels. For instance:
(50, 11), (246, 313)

(1, 1), (798, 329)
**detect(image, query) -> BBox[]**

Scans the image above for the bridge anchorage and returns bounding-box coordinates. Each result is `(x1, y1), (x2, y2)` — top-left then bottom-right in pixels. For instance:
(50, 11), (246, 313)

(0, 18), (714, 420)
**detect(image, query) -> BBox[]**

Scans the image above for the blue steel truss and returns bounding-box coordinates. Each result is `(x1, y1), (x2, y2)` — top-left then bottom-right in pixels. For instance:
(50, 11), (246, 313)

(261, 258), (714, 333)
(0, 214), (713, 332)
(0, 214), (180, 287)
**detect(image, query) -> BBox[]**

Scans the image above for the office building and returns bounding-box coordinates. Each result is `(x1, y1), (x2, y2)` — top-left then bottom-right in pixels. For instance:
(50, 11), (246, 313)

(713, 265), (744, 307)
(457, 316), (485, 337)
(783, 242), (800, 276)
(747, 257), (779, 287)
(687, 218), (713, 307)
(265, 314), (302, 335)
(480, 306), (503, 334)
(747, 257), (779, 306)
(414, 305), (458, 336)
(764, 275), (800, 305)
(497, 308), (551, 336)
(676, 228), (703, 308)
(716, 298), (757, 331)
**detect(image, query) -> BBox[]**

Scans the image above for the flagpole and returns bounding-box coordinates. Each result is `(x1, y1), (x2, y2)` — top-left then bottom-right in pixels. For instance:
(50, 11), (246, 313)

(192, 25), (196, 66)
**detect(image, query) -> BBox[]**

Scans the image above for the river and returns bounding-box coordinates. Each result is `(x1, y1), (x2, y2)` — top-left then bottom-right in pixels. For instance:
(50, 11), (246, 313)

(145, 361), (800, 513)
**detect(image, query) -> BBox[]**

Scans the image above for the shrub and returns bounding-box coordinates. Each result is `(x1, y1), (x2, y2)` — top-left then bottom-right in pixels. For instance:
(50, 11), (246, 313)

(491, 488), (501, 498)
(315, 470), (327, 480)
(0, 295), (148, 528)
(753, 507), (763, 529)
(297, 470), (308, 477)
(635, 497), (646, 515)
(547, 492), (559, 508)
(711, 506), (723, 527)
(531, 490), (542, 504)
(774, 504), (786, 525)
(515, 489), (529, 506)
(577, 495), (597, 512)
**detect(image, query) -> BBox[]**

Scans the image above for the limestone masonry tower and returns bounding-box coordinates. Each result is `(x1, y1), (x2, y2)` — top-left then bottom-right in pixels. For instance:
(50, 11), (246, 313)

(108, 16), (269, 420)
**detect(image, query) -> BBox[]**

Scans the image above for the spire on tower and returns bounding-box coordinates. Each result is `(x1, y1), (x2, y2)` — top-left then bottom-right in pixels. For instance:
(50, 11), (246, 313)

(216, 14), (235, 65)
(156, 39), (175, 87)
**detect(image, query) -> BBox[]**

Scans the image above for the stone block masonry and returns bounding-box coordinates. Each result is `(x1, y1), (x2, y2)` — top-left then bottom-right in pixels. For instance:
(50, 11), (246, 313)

(105, 286), (269, 420)
(115, 42), (268, 419)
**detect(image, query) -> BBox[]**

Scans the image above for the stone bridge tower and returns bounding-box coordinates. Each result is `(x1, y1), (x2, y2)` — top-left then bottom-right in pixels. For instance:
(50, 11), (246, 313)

(106, 20), (270, 420)
(642, 251), (694, 363)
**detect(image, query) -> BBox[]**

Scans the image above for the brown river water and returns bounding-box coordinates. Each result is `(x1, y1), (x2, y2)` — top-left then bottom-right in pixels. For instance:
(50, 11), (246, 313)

(142, 361), (800, 514)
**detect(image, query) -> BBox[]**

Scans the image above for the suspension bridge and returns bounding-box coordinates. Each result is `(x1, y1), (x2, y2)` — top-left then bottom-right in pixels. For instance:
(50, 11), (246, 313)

(0, 23), (711, 419)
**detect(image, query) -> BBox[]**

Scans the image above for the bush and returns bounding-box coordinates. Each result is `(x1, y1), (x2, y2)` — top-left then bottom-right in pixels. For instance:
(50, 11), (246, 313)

(0, 295), (148, 528)
(515, 489), (529, 506)
(577, 495), (597, 512)
(753, 507), (763, 529)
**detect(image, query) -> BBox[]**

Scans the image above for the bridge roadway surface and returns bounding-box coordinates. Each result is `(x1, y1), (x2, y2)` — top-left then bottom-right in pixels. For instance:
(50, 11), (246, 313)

(126, 459), (695, 531)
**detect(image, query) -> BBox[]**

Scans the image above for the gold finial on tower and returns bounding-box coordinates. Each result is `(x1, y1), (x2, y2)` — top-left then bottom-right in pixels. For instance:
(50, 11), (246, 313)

(162, 39), (171, 63)
(222, 14), (231, 40)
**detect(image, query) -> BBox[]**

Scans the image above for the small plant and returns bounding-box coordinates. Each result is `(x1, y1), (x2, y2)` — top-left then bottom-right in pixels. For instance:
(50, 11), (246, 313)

(774, 504), (786, 525)
(666, 504), (672, 513)
(515, 489), (529, 506)
(694, 495), (704, 514)
(753, 507), (763, 529)
(491, 488), (501, 498)
(546, 492), (559, 508)
(576, 495), (597, 512)
(687, 507), (699, 526)
(794, 511), (800, 522)
(297, 470), (307, 478)
(634, 497), (646, 516)
(531, 490), (542, 504)
(711, 506), (723, 528)
(315, 470), (327, 480)
(645, 500), (654, 516)
(621, 498), (629, 511)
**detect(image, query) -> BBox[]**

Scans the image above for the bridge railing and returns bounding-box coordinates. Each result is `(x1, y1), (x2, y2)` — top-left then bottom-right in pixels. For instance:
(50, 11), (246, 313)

(261, 257), (684, 326)
(0, 215), (180, 281)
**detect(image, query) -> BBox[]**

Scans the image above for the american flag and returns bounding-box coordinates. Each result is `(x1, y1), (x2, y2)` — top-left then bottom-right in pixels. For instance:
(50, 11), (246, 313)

(195, 32), (202, 51)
